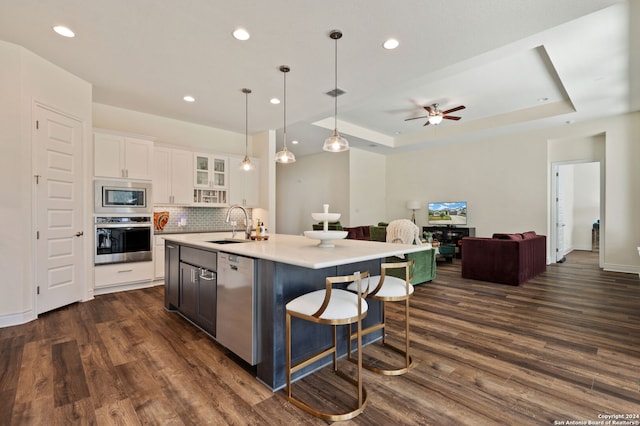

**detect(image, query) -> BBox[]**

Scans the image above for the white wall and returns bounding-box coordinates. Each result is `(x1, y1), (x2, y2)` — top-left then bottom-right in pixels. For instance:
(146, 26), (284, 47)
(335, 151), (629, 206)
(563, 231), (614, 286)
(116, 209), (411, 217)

(251, 130), (276, 232)
(349, 148), (386, 226)
(93, 103), (246, 155)
(276, 151), (349, 235)
(387, 131), (548, 236)
(0, 41), (92, 325)
(384, 113), (638, 274)
(0, 42), (28, 321)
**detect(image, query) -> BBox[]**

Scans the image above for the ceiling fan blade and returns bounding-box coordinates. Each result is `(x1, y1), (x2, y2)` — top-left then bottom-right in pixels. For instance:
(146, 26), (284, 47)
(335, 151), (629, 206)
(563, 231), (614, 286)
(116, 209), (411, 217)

(424, 105), (434, 113)
(423, 121), (431, 126)
(443, 115), (461, 120)
(404, 115), (430, 121)
(442, 105), (465, 114)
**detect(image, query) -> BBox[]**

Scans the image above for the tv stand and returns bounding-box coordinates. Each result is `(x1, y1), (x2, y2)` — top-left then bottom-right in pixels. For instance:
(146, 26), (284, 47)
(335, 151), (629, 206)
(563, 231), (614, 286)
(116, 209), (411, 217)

(423, 226), (476, 259)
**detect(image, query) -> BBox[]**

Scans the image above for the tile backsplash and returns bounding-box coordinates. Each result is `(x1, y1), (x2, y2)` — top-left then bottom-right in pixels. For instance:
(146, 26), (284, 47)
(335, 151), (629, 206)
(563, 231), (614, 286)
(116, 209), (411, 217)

(154, 206), (252, 233)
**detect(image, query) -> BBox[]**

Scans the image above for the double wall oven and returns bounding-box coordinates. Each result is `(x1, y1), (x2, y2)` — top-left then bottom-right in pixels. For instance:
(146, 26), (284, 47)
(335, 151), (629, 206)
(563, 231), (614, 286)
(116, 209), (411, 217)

(94, 180), (153, 265)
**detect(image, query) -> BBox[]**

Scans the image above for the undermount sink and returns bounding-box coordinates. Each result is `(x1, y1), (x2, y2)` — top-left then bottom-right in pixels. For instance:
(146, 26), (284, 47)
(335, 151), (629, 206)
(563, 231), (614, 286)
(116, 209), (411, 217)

(206, 239), (249, 244)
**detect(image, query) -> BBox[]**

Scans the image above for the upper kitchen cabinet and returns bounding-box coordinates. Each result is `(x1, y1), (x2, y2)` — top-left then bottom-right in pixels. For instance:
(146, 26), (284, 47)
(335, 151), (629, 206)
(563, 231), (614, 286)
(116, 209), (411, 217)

(94, 130), (154, 180)
(194, 153), (227, 189)
(153, 147), (193, 205)
(229, 157), (260, 207)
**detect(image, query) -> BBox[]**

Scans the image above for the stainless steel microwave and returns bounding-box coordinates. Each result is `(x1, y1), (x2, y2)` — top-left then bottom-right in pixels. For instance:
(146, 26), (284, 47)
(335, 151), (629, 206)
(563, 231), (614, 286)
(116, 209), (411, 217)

(94, 179), (152, 214)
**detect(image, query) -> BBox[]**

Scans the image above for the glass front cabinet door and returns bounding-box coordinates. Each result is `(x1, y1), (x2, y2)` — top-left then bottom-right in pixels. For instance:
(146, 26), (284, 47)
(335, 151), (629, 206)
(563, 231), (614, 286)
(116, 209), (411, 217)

(194, 154), (227, 189)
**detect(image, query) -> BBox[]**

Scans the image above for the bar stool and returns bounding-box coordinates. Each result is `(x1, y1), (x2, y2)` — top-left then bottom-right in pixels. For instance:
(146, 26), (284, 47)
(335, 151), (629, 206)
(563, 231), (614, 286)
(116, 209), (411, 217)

(347, 261), (414, 375)
(285, 271), (370, 421)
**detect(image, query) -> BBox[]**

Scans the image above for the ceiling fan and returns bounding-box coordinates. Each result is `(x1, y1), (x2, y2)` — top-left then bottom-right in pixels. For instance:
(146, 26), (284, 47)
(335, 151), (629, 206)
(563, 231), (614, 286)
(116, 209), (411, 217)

(404, 103), (466, 126)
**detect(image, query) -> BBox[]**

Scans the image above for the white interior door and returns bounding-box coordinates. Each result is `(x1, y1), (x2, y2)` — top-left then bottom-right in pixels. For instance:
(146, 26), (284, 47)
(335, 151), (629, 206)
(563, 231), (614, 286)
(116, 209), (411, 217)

(35, 105), (85, 314)
(555, 166), (566, 263)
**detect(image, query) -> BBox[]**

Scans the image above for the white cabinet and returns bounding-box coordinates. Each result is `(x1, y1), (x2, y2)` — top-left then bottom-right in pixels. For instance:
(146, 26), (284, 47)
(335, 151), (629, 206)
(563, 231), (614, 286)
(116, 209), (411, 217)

(229, 156), (260, 207)
(153, 147), (193, 205)
(193, 153), (228, 206)
(154, 235), (166, 279)
(94, 261), (154, 290)
(94, 131), (154, 180)
(194, 153), (227, 188)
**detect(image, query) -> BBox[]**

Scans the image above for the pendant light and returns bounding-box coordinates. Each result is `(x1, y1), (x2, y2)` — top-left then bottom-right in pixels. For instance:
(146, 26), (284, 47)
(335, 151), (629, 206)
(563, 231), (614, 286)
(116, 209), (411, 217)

(322, 30), (349, 153)
(275, 65), (296, 163)
(240, 88), (254, 171)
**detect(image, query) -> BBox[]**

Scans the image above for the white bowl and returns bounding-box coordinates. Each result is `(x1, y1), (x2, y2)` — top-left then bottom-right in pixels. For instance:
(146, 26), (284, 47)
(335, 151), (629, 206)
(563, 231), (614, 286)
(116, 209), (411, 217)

(311, 212), (341, 222)
(304, 230), (348, 248)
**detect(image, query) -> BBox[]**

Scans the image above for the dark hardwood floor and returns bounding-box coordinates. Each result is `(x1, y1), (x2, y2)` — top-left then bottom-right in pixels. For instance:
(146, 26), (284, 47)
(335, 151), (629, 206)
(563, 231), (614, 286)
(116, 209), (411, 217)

(1, 250), (639, 425)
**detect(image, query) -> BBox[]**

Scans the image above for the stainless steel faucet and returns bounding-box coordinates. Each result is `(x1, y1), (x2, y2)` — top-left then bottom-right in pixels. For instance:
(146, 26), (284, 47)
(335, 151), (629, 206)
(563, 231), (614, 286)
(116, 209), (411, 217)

(225, 204), (251, 239)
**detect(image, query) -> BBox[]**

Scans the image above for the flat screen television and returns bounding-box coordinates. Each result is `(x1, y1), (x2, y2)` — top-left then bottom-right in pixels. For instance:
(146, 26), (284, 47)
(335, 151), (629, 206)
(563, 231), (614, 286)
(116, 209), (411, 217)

(428, 201), (467, 226)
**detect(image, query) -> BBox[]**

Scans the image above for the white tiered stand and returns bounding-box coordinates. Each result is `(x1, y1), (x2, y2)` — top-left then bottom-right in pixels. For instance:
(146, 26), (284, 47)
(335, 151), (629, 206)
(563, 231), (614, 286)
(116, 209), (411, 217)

(303, 204), (348, 248)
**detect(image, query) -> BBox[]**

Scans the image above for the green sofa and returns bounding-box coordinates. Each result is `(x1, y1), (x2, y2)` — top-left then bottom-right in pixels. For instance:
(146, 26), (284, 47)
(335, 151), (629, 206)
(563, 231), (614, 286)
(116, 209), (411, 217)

(369, 222), (436, 285)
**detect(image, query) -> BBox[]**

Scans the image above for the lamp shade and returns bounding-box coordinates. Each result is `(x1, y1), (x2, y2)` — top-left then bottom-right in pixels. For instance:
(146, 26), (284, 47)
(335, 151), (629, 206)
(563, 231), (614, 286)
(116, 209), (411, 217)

(322, 129), (349, 152)
(406, 200), (421, 210)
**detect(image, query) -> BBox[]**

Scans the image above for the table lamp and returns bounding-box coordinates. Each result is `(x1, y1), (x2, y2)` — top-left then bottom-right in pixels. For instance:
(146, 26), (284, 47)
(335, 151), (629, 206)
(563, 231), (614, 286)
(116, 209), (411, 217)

(406, 200), (421, 223)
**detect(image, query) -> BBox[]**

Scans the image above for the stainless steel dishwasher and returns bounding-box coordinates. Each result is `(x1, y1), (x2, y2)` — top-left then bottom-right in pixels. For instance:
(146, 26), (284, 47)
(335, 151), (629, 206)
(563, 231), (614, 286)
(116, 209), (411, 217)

(216, 252), (258, 365)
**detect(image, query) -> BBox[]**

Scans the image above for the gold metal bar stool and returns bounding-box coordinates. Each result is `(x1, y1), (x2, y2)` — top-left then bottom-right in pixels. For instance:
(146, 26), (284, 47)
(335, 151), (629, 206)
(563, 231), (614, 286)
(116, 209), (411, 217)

(285, 271), (370, 421)
(347, 261), (414, 375)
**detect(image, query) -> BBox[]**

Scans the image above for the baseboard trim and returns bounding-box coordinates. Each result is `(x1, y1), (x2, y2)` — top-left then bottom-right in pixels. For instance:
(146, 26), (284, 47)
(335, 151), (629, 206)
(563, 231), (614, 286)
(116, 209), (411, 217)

(603, 262), (640, 276)
(0, 309), (36, 328)
(94, 280), (162, 296)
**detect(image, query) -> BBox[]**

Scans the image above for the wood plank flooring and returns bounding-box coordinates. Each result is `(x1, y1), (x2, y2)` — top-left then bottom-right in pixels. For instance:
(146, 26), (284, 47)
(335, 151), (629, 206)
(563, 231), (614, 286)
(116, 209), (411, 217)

(1, 250), (639, 425)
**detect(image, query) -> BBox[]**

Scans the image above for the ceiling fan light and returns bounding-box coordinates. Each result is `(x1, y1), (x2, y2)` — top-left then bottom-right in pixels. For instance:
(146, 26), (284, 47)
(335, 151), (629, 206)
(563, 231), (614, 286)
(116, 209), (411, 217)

(275, 147), (296, 163)
(322, 129), (349, 152)
(428, 115), (443, 125)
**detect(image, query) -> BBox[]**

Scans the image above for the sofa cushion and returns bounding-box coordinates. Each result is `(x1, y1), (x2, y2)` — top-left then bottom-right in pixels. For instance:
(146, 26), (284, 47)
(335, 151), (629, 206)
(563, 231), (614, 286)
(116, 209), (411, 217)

(492, 233), (522, 240)
(521, 231), (537, 239)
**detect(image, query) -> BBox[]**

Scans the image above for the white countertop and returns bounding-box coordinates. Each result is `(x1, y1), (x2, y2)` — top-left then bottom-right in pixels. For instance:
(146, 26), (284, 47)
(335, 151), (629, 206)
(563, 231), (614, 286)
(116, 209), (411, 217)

(162, 233), (431, 269)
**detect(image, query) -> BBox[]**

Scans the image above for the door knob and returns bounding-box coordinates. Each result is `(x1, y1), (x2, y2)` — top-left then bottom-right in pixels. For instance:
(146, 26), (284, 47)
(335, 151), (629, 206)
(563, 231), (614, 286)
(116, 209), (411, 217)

(75, 231), (84, 237)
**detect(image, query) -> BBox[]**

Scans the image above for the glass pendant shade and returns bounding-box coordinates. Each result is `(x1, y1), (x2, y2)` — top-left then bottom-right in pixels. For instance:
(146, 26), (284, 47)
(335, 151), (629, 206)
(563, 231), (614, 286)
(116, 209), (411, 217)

(275, 146), (296, 163)
(240, 88), (254, 171)
(322, 128), (349, 152)
(240, 154), (254, 171)
(324, 30), (349, 153)
(275, 65), (296, 163)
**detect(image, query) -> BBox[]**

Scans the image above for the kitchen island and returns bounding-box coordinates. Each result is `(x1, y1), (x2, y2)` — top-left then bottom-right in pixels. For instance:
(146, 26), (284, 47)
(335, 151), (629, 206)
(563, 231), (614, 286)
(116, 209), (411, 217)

(162, 233), (430, 390)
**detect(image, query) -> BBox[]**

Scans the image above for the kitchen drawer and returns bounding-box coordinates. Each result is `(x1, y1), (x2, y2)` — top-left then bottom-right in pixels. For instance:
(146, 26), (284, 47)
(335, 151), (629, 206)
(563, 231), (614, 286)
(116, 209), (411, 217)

(95, 261), (154, 288)
(180, 246), (217, 271)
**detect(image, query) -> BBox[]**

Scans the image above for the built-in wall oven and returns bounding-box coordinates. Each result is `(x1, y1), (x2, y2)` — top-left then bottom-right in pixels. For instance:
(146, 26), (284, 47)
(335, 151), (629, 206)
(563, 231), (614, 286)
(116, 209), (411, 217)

(95, 216), (152, 265)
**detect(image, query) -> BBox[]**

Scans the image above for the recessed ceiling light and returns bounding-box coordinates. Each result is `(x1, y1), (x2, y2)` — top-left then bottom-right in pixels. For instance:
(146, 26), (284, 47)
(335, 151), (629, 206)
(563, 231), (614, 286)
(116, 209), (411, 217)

(183, 95), (195, 102)
(291, 140), (299, 145)
(270, 98), (281, 105)
(53, 25), (75, 38)
(233, 28), (250, 41)
(383, 38), (399, 50)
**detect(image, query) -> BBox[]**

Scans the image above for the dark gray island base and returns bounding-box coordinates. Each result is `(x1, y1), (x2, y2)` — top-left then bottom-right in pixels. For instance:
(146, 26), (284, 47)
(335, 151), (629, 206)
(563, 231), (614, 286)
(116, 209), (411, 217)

(162, 234), (430, 391)
(255, 258), (382, 390)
